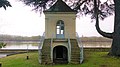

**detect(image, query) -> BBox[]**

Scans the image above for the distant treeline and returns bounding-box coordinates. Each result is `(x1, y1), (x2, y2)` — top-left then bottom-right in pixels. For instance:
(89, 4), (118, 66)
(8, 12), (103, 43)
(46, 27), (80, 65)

(0, 34), (112, 42)
(0, 34), (41, 41)
(80, 37), (112, 42)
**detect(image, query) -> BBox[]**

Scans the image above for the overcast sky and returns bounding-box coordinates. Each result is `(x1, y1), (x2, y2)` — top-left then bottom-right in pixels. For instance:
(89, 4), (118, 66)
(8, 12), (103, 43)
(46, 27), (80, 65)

(0, 0), (114, 37)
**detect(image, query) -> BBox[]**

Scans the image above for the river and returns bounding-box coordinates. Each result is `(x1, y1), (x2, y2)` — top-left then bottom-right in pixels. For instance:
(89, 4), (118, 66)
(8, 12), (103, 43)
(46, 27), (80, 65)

(0, 41), (112, 58)
(0, 41), (112, 49)
(1, 42), (39, 49)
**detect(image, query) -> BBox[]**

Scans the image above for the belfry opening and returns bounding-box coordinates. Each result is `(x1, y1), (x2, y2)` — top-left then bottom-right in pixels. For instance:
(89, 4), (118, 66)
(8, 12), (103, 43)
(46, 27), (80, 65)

(56, 20), (64, 38)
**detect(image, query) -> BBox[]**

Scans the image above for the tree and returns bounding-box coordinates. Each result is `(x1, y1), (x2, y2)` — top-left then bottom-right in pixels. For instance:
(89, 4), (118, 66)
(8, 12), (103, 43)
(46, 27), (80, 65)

(19, 0), (120, 57)
(108, 0), (120, 56)
(0, 0), (12, 10)
(92, 0), (120, 56)
(0, 42), (7, 48)
(0, 0), (11, 48)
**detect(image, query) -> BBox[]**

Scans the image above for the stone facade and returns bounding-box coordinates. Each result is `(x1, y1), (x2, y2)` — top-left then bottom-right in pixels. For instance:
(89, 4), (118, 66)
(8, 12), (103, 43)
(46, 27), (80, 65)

(44, 12), (76, 39)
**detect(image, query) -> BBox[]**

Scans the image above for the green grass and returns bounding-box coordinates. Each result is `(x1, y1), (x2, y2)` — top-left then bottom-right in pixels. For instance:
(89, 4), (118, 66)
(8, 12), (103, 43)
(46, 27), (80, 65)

(0, 51), (120, 67)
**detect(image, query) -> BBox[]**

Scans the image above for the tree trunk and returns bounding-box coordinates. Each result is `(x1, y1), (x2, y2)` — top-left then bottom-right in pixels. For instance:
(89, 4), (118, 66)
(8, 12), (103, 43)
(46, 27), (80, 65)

(94, 0), (120, 56)
(108, 0), (120, 56)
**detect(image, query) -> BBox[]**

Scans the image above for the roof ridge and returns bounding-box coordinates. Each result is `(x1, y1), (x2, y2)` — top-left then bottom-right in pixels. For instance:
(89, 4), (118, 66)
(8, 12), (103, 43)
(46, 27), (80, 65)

(44, 0), (76, 12)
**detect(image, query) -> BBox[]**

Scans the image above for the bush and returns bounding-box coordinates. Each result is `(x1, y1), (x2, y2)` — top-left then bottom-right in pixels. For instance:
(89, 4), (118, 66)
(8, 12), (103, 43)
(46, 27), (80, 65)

(0, 42), (7, 48)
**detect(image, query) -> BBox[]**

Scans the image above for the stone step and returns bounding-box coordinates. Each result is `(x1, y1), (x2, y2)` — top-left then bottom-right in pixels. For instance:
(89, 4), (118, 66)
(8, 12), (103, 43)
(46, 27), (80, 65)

(70, 61), (80, 64)
(71, 54), (80, 56)
(41, 39), (51, 64)
(70, 39), (80, 64)
(53, 38), (68, 41)
(40, 39), (82, 64)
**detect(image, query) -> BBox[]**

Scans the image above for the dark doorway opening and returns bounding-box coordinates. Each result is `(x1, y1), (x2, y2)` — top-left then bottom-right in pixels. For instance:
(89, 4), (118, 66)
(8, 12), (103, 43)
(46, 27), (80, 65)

(53, 46), (68, 64)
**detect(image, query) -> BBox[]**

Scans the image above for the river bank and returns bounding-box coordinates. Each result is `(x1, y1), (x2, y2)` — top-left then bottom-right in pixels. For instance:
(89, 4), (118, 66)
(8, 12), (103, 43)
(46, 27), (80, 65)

(0, 48), (110, 59)
(0, 49), (37, 58)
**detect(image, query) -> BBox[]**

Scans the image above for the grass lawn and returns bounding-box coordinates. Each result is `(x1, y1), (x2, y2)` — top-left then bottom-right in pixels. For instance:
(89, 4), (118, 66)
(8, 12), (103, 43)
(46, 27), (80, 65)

(0, 51), (120, 67)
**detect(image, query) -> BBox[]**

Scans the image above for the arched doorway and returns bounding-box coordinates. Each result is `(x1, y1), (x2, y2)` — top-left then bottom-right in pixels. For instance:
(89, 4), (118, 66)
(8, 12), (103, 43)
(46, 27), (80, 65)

(53, 46), (68, 64)
(56, 20), (64, 38)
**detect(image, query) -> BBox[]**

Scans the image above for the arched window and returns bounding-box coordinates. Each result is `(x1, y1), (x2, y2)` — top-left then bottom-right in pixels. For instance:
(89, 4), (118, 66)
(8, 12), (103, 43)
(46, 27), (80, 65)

(56, 20), (64, 38)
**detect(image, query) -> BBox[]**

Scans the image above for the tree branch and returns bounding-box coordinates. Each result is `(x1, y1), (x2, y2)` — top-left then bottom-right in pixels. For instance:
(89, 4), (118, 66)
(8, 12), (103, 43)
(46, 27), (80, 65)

(94, 0), (113, 39)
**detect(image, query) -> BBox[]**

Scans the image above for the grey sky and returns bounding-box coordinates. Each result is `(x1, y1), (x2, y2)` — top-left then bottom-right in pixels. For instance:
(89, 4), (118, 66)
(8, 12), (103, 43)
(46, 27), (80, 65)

(0, 0), (114, 37)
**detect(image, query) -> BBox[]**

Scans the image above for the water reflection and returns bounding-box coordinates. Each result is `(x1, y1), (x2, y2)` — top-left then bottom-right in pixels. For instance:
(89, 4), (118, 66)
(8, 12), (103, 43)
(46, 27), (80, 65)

(1, 41), (112, 49)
